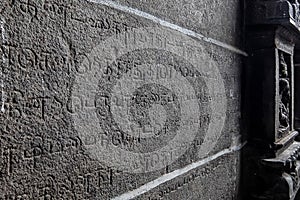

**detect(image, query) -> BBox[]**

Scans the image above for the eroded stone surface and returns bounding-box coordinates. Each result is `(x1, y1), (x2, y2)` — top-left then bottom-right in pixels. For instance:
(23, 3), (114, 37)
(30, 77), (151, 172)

(0, 0), (242, 199)
(135, 153), (240, 200)
(112, 0), (242, 45)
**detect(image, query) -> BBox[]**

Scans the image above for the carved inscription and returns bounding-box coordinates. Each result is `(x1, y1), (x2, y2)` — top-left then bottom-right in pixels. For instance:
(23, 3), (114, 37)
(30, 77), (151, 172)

(0, 43), (70, 73)
(12, 0), (38, 22)
(0, 0), (233, 199)
(71, 26), (227, 174)
(147, 164), (219, 200)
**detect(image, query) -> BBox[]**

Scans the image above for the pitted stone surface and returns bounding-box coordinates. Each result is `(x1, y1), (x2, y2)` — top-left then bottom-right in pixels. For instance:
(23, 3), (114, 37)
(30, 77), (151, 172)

(0, 0), (242, 199)
(111, 0), (242, 45)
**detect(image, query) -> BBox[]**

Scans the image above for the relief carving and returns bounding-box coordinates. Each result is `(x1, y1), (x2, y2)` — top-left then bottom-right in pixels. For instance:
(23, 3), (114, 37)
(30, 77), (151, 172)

(279, 52), (291, 137)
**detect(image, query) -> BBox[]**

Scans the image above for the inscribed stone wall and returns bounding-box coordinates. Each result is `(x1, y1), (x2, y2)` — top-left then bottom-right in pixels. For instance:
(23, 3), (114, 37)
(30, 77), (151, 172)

(0, 0), (243, 199)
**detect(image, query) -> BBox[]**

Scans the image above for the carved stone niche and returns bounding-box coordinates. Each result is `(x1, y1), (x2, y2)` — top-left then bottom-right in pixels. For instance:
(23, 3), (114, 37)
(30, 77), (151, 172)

(242, 1), (300, 199)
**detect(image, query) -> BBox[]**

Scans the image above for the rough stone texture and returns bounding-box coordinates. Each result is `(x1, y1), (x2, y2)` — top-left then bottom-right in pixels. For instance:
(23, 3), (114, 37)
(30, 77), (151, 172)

(135, 153), (240, 200)
(0, 0), (242, 199)
(112, 0), (243, 46)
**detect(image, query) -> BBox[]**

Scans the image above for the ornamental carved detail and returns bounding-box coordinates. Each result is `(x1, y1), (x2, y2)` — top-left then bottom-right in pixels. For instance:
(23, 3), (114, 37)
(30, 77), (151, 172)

(279, 52), (291, 138)
(248, 0), (300, 30)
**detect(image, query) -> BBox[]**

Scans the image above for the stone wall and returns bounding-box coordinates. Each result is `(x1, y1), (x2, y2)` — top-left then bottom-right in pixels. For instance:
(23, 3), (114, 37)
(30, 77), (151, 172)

(0, 0), (245, 199)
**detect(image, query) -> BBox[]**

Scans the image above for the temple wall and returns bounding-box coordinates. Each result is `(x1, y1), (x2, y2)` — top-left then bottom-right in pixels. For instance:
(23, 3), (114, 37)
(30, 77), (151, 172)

(0, 0), (245, 199)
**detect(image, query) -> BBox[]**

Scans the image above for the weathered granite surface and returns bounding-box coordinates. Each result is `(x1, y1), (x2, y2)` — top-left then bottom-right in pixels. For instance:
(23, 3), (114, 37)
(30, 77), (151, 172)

(112, 0), (242, 46)
(0, 0), (242, 199)
(135, 153), (240, 200)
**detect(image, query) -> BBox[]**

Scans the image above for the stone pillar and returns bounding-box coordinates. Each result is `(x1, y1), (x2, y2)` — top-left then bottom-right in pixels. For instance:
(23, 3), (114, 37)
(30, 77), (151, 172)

(243, 1), (300, 199)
